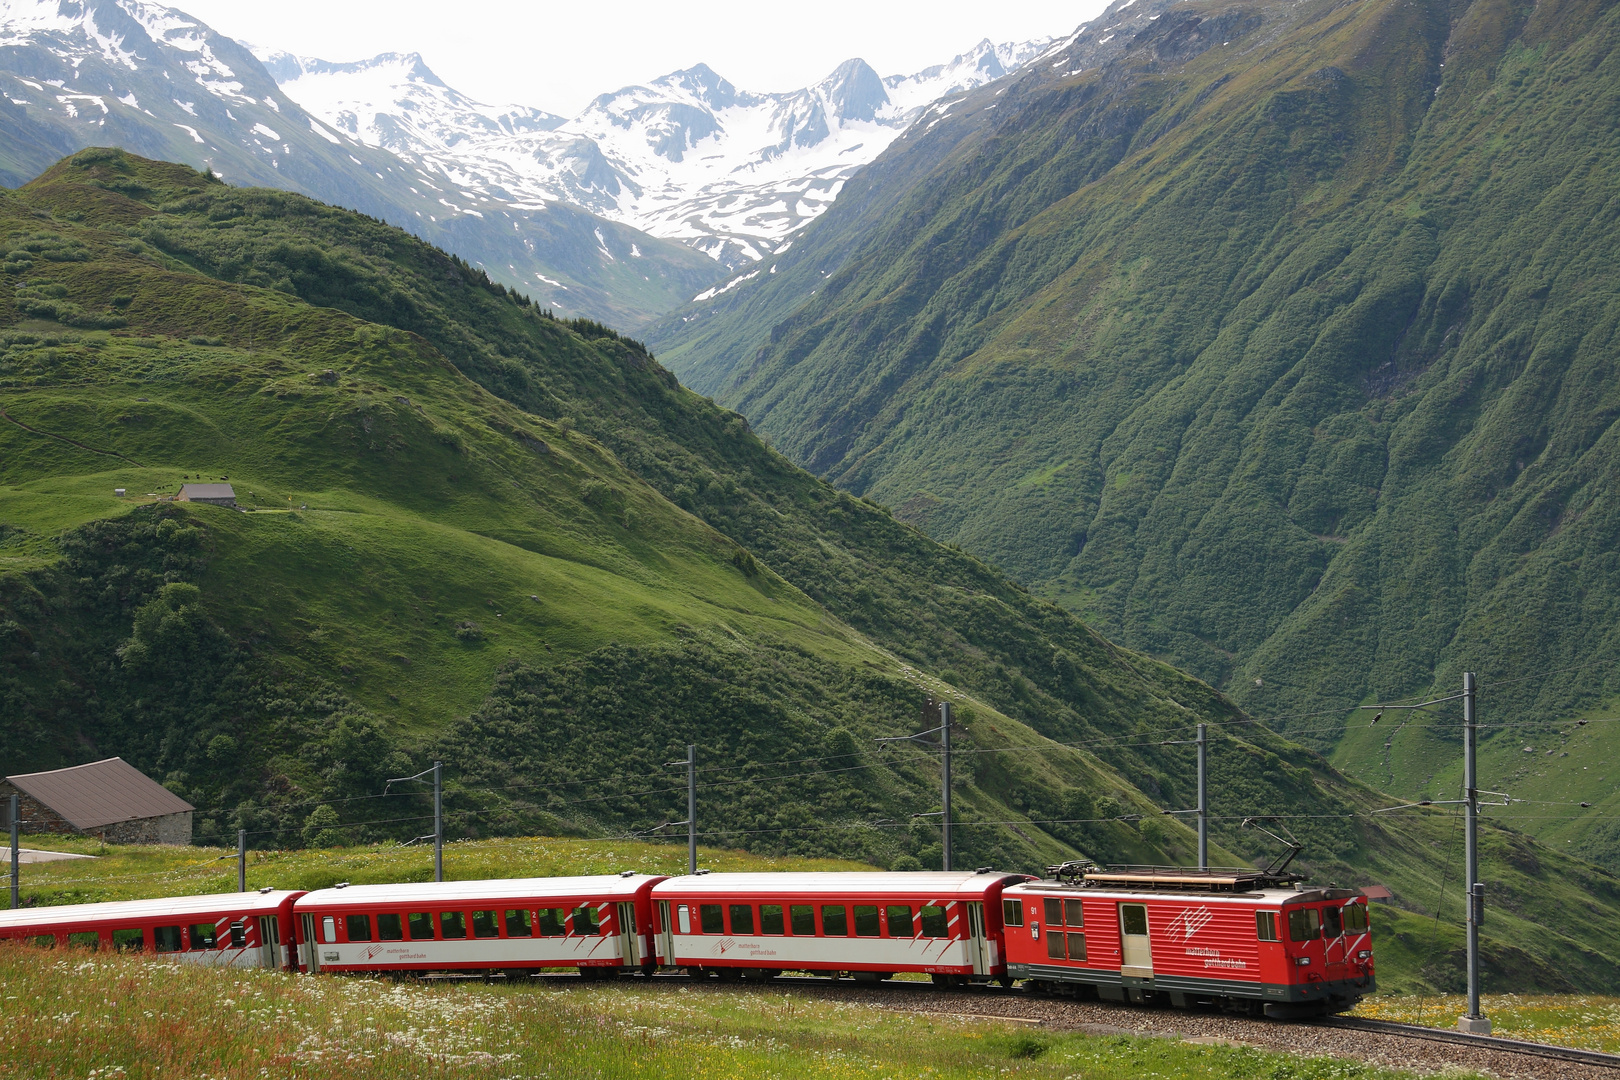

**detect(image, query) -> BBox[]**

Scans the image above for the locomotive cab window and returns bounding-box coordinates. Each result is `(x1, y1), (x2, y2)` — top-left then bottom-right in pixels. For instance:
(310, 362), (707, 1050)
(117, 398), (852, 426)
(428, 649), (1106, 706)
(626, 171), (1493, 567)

(919, 905), (948, 938)
(346, 914), (372, 942)
(760, 905), (785, 935)
(377, 913), (404, 941)
(1256, 912), (1279, 942)
(505, 910), (533, 937)
(472, 910), (500, 938)
(853, 905), (880, 937)
(790, 905), (815, 935)
(1002, 900), (1023, 927)
(1287, 907), (1321, 942)
(699, 905), (724, 934)
(821, 905), (848, 936)
(1344, 904), (1368, 933)
(1323, 905), (1343, 938)
(408, 912), (435, 940)
(729, 905), (755, 935)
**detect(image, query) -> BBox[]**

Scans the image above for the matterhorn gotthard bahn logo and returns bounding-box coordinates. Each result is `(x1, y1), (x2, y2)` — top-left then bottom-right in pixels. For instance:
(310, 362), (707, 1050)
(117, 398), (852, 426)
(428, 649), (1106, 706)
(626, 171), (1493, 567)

(1172, 907), (1213, 940)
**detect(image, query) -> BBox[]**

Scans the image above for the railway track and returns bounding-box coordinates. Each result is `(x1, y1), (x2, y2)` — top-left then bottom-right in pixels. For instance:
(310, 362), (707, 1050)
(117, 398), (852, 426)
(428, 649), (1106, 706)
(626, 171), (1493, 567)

(1318, 1016), (1620, 1070)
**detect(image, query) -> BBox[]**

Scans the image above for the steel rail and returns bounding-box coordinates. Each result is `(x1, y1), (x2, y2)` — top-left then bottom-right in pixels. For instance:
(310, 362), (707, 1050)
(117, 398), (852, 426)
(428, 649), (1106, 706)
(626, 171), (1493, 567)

(1317, 1016), (1620, 1069)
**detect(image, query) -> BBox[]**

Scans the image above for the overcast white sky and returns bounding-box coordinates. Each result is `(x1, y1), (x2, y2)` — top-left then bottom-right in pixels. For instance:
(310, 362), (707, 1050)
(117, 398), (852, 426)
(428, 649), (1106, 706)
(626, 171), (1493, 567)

(179, 0), (1108, 117)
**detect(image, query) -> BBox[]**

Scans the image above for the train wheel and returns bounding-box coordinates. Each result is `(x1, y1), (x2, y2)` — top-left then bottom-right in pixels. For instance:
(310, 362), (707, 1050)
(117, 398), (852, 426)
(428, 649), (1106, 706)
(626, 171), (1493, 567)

(931, 974), (954, 989)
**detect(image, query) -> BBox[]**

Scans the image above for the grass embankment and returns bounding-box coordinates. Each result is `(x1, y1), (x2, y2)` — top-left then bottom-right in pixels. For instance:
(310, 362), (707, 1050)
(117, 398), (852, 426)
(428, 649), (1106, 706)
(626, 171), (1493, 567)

(8, 834), (872, 904)
(1355, 994), (1620, 1054)
(0, 944), (1467, 1080)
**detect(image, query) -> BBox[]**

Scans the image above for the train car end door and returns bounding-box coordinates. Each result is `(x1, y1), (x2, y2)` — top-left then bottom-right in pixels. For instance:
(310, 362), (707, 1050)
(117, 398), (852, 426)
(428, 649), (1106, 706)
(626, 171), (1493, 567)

(965, 902), (991, 976)
(1119, 903), (1152, 977)
(657, 902), (675, 967)
(616, 903), (640, 967)
(298, 914), (321, 973)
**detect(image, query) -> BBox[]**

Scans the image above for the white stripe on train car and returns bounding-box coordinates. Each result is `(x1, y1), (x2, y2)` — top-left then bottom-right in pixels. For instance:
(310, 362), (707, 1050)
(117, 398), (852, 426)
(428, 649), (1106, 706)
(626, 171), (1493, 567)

(668, 931), (974, 971)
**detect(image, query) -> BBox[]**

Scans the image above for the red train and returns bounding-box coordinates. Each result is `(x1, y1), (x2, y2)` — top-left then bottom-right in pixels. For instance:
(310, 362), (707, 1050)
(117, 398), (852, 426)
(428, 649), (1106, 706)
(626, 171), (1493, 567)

(0, 865), (1374, 1016)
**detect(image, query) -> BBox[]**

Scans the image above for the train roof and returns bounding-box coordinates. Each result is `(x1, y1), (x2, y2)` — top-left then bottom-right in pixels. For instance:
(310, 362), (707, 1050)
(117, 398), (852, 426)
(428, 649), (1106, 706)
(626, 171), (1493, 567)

(0, 890), (303, 932)
(1005, 880), (1366, 905)
(652, 871), (1032, 897)
(294, 874), (665, 910)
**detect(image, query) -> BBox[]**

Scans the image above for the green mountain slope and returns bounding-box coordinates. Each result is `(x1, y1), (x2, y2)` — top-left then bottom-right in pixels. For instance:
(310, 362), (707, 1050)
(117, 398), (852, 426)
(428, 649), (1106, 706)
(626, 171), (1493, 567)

(4, 150), (1620, 992)
(646, 0), (1620, 842)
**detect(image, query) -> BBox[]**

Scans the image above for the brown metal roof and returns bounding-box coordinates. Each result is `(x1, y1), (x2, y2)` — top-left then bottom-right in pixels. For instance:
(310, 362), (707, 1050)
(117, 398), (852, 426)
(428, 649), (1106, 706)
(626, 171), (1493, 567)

(178, 483), (235, 501)
(5, 758), (193, 829)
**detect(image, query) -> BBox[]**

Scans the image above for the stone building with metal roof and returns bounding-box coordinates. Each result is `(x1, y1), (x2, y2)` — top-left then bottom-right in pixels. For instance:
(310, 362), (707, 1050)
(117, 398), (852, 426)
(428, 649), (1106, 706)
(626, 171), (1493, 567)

(176, 483), (235, 507)
(0, 758), (193, 844)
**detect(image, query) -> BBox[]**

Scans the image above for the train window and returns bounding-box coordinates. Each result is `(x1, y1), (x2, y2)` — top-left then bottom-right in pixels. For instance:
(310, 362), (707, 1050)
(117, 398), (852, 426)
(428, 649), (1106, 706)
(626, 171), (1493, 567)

(537, 908), (567, 937)
(1287, 908), (1320, 942)
(1045, 898), (1063, 926)
(472, 910), (500, 939)
(408, 912), (435, 940)
(505, 910), (533, 937)
(230, 922), (246, 949)
(790, 905), (815, 936)
(677, 906), (692, 934)
(1121, 905), (1148, 937)
(572, 907), (601, 936)
(31, 935), (57, 949)
(821, 905), (848, 936)
(1256, 912), (1279, 941)
(154, 925), (183, 953)
(729, 905), (755, 935)
(1046, 926), (1066, 959)
(1323, 906), (1343, 938)
(1343, 904), (1368, 932)
(1068, 932), (1087, 961)
(377, 913), (404, 941)
(1065, 900), (1084, 927)
(322, 917), (337, 943)
(700, 905), (724, 934)
(919, 906), (948, 938)
(760, 905), (785, 935)
(1002, 900), (1023, 927)
(853, 905), (880, 937)
(440, 911), (467, 939)
(112, 928), (144, 952)
(346, 915), (372, 942)
(69, 932), (100, 951)
(886, 906), (914, 937)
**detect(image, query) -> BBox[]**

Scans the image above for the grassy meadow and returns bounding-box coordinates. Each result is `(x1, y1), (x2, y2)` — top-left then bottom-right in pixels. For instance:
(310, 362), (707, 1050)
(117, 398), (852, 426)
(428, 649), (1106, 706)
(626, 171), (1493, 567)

(1353, 994), (1620, 1054)
(0, 942), (1470, 1080)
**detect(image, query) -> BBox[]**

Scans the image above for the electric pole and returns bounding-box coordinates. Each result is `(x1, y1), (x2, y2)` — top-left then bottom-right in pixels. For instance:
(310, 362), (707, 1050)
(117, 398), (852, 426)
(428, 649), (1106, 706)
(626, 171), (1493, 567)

(686, 745), (697, 875)
(940, 702), (953, 872)
(1460, 672), (1489, 1033)
(433, 760), (443, 884)
(1197, 723), (1208, 871)
(237, 828), (247, 892)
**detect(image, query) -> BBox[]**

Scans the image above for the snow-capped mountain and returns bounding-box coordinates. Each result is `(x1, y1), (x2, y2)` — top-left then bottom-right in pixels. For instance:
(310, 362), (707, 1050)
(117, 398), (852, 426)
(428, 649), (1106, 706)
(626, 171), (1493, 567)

(0, 0), (721, 326)
(259, 38), (1052, 269)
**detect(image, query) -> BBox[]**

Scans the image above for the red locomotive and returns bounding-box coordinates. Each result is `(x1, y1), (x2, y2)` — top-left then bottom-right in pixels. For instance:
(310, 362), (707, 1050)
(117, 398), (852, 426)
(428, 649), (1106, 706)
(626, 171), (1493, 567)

(1003, 863), (1374, 1016)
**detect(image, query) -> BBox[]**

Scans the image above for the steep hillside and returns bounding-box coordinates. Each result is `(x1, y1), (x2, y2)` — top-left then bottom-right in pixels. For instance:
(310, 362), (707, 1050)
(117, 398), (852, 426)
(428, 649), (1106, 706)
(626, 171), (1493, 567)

(5, 150), (1620, 991)
(0, 0), (718, 324)
(647, 0), (1620, 816)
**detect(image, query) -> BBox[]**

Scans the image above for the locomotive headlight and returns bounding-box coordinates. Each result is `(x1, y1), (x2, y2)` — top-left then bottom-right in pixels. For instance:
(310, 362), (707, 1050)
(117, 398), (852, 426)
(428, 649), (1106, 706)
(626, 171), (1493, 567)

(1295, 957), (1311, 966)
(1358, 950), (1371, 959)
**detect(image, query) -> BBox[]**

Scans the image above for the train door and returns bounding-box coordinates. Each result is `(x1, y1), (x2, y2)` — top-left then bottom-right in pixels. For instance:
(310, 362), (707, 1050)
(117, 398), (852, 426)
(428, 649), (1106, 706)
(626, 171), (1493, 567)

(965, 902), (991, 975)
(1119, 904), (1153, 976)
(257, 917), (278, 969)
(657, 902), (675, 966)
(616, 903), (640, 967)
(299, 914), (321, 973)
(1322, 904), (1347, 981)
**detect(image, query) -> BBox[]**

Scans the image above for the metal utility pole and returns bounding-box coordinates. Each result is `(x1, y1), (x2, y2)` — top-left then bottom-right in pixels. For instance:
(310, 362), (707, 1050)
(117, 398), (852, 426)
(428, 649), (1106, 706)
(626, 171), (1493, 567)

(686, 745), (697, 876)
(878, 699), (954, 871)
(1460, 672), (1489, 1033)
(8, 793), (18, 910)
(433, 761), (443, 884)
(1196, 724), (1208, 871)
(1361, 675), (1492, 1035)
(940, 702), (953, 873)
(237, 828), (247, 892)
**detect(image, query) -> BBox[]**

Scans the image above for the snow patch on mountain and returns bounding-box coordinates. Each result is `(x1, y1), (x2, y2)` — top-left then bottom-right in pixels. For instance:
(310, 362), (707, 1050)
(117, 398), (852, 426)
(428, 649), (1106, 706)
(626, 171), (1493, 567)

(260, 36), (1052, 268)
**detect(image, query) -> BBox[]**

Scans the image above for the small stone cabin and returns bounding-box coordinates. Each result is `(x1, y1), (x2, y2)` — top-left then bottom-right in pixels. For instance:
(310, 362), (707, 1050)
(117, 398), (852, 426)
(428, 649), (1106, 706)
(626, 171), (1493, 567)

(0, 758), (194, 845)
(176, 483), (235, 507)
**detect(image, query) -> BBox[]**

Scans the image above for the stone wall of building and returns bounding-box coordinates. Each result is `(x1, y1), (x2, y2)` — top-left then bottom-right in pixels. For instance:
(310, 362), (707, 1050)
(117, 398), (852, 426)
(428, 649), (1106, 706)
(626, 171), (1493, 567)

(0, 782), (193, 845)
